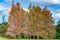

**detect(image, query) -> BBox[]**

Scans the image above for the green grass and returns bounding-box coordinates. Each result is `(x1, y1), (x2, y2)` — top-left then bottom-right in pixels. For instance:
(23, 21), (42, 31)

(0, 38), (59, 40)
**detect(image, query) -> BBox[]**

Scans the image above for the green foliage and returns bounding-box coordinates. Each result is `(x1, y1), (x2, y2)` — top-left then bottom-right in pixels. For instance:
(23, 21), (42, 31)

(57, 20), (60, 24)
(56, 20), (60, 39)
(0, 22), (8, 37)
(56, 20), (60, 33)
(55, 32), (60, 39)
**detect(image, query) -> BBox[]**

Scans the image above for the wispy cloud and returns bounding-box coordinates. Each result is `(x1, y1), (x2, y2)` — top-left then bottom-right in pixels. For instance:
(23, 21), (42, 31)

(0, 4), (11, 23)
(5, 0), (12, 2)
(51, 10), (60, 24)
(0, 5), (6, 11)
(0, 5), (11, 16)
(28, 0), (60, 6)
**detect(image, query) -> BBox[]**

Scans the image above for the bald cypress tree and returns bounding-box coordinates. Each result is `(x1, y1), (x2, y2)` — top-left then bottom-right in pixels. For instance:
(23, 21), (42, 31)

(28, 5), (55, 38)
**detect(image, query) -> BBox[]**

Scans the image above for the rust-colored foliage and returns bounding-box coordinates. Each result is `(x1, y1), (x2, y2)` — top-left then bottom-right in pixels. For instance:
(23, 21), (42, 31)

(28, 5), (56, 38)
(5, 2), (55, 39)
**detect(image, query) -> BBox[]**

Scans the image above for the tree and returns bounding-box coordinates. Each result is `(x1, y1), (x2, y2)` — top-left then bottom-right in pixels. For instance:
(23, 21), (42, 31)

(28, 5), (55, 38)
(55, 20), (60, 39)
(56, 20), (60, 33)
(2, 15), (5, 23)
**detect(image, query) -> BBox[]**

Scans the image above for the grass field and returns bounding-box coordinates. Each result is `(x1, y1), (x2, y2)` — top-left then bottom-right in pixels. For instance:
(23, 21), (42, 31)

(0, 38), (59, 40)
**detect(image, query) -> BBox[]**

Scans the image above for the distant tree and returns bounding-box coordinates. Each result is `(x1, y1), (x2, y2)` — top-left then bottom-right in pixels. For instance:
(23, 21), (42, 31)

(28, 3), (32, 10)
(56, 20), (60, 33)
(2, 15), (5, 23)
(55, 20), (60, 39)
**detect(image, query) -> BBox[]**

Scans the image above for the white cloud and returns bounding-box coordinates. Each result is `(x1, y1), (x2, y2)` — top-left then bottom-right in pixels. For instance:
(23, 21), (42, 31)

(51, 10), (60, 24)
(5, 0), (12, 2)
(29, 0), (60, 5)
(0, 5), (11, 16)
(0, 5), (6, 11)
(52, 9), (60, 19)
(23, 7), (29, 12)
(0, 5), (11, 23)
(55, 13), (60, 18)
(52, 12), (60, 19)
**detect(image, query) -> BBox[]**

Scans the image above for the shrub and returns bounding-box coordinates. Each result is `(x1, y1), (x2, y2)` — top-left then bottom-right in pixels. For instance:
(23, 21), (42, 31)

(0, 22), (8, 37)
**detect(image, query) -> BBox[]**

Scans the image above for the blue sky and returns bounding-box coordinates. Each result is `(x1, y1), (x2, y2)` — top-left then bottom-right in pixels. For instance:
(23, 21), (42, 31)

(0, 0), (60, 24)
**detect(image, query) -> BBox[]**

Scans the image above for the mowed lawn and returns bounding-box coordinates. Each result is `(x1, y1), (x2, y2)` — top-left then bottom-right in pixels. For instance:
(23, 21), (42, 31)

(0, 38), (58, 40)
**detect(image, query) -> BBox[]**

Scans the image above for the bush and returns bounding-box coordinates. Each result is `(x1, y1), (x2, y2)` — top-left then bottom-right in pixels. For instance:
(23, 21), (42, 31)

(55, 32), (60, 39)
(0, 22), (8, 37)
